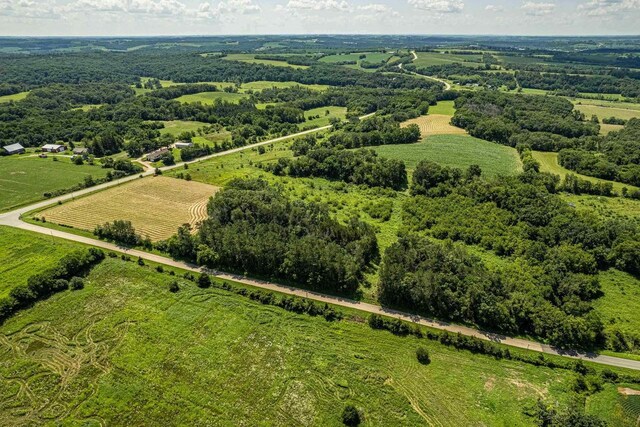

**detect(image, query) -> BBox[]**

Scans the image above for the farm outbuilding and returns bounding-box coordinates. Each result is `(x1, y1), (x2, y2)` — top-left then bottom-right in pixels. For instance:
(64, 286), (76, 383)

(147, 147), (169, 162)
(73, 147), (88, 155)
(3, 143), (25, 155)
(41, 144), (66, 153)
(175, 141), (193, 149)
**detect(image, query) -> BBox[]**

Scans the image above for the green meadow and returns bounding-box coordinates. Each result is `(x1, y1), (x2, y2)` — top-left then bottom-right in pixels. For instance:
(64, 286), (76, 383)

(1, 226), (637, 426)
(413, 51), (483, 68)
(176, 91), (249, 105)
(0, 91), (29, 103)
(300, 106), (347, 129)
(0, 155), (111, 212)
(223, 53), (309, 69)
(373, 135), (523, 178)
(532, 151), (638, 194)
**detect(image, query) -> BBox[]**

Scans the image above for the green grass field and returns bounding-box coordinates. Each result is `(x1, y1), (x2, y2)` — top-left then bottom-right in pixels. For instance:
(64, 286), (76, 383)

(594, 269), (640, 343)
(241, 81), (330, 92)
(413, 51), (483, 68)
(300, 106), (347, 129)
(156, 120), (211, 136)
(0, 91), (29, 103)
(223, 53), (309, 69)
(0, 226), (625, 426)
(373, 135), (523, 178)
(0, 156), (111, 212)
(561, 193), (640, 220)
(574, 103), (640, 122)
(428, 100), (456, 116)
(176, 91), (249, 105)
(532, 151), (638, 194)
(0, 226), (82, 298)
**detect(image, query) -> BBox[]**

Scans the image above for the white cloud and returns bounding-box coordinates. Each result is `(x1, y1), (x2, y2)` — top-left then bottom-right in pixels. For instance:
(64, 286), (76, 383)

(358, 3), (391, 13)
(578, 0), (640, 16)
(485, 4), (504, 12)
(521, 1), (556, 16)
(0, 0), (60, 18)
(408, 0), (464, 13)
(284, 0), (351, 12)
(197, 0), (260, 18)
(69, 0), (188, 15)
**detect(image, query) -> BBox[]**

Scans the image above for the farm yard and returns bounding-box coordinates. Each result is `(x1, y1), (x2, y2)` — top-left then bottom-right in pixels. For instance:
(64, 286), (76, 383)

(0, 156), (111, 212)
(36, 177), (219, 241)
(1, 227), (635, 426)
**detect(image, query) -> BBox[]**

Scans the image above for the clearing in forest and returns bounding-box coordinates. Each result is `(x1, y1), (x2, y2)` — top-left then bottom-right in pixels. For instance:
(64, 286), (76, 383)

(37, 177), (219, 241)
(374, 134), (522, 178)
(401, 114), (467, 138)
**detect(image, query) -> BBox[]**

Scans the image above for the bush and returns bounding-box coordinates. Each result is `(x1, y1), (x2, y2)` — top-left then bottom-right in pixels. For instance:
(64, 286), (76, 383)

(197, 273), (211, 288)
(169, 280), (180, 293)
(416, 346), (431, 365)
(156, 265), (164, 273)
(341, 405), (361, 426)
(137, 257), (145, 266)
(69, 277), (84, 290)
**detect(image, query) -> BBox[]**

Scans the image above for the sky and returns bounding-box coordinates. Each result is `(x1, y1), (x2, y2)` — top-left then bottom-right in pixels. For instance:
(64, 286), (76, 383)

(0, 0), (639, 36)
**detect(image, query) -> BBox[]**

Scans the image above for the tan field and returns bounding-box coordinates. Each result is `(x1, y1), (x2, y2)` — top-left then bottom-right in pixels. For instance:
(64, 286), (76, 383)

(402, 114), (467, 137)
(37, 177), (219, 241)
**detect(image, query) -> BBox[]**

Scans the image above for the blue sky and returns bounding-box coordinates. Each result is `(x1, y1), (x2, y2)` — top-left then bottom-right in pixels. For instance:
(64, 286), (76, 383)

(1, 0), (639, 36)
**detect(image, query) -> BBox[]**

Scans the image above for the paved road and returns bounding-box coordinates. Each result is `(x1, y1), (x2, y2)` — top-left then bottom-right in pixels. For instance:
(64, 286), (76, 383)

(1, 118), (640, 371)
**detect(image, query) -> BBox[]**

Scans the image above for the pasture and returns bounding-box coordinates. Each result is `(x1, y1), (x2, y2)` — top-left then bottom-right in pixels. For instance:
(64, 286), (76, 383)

(0, 156), (111, 212)
(0, 91), (29, 103)
(223, 53), (309, 69)
(157, 120), (211, 137)
(373, 135), (523, 178)
(600, 123), (624, 135)
(36, 177), (219, 241)
(532, 151), (638, 194)
(0, 233), (624, 426)
(401, 114), (467, 137)
(176, 91), (249, 105)
(594, 268), (640, 349)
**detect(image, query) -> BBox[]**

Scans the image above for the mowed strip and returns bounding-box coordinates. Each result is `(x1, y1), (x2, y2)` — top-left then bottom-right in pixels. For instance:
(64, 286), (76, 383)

(37, 177), (218, 241)
(401, 114), (467, 138)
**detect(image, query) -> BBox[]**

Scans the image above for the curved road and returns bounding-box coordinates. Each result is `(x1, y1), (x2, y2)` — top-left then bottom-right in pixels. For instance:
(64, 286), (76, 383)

(399, 50), (452, 91)
(1, 120), (640, 371)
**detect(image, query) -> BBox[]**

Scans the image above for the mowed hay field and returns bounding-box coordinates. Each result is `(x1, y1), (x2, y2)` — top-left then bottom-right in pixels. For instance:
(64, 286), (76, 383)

(574, 103), (640, 122)
(0, 156), (111, 212)
(176, 91), (249, 105)
(401, 114), (467, 138)
(37, 177), (219, 241)
(374, 135), (522, 178)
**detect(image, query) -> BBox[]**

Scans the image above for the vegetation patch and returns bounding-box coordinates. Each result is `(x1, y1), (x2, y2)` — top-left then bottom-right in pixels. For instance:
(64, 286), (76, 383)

(374, 135), (522, 178)
(0, 156), (111, 212)
(401, 114), (467, 137)
(176, 91), (249, 105)
(37, 176), (219, 241)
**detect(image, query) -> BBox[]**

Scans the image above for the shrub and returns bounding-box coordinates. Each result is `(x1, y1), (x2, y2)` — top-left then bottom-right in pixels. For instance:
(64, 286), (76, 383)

(169, 281), (180, 293)
(156, 265), (164, 273)
(341, 405), (361, 426)
(416, 347), (431, 365)
(137, 257), (145, 266)
(197, 273), (211, 288)
(70, 277), (84, 290)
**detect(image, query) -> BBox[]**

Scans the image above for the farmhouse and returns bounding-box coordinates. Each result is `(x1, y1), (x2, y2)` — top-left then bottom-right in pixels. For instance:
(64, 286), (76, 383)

(147, 147), (169, 162)
(3, 143), (25, 155)
(175, 141), (193, 149)
(73, 147), (88, 156)
(41, 144), (66, 153)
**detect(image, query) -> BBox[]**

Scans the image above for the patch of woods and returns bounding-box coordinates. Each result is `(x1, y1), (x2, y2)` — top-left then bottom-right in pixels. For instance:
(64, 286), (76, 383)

(265, 136), (408, 190)
(388, 158), (640, 350)
(452, 90), (640, 193)
(158, 179), (379, 294)
(0, 248), (105, 323)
